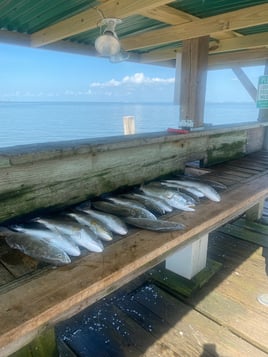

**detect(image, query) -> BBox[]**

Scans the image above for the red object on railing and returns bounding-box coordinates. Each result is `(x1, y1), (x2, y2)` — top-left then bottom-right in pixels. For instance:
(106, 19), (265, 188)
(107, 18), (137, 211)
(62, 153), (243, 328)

(167, 128), (190, 134)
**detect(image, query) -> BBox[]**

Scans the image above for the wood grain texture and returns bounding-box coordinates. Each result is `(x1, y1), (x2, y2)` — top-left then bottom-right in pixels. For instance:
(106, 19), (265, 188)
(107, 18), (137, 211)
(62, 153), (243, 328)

(1, 172), (268, 356)
(0, 126), (266, 224)
(180, 36), (209, 127)
(188, 237), (268, 353)
(121, 4), (268, 51)
(132, 284), (268, 357)
(31, 0), (171, 47)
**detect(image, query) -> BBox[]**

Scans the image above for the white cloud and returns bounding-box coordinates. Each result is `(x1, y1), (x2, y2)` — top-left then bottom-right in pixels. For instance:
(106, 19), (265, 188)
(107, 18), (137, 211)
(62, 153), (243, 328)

(63, 89), (92, 96)
(91, 79), (120, 87)
(90, 72), (175, 88)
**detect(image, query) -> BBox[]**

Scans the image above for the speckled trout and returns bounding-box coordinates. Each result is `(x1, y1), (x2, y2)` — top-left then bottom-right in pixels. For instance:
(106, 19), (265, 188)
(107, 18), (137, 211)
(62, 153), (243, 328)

(124, 217), (185, 232)
(35, 217), (103, 252)
(5, 230), (71, 265)
(163, 179), (221, 202)
(76, 207), (128, 235)
(68, 212), (113, 241)
(11, 225), (81, 256)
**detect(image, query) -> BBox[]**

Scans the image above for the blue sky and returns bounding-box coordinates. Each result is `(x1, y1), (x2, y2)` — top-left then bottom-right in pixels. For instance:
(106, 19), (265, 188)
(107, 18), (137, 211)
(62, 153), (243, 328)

(0, 43), (264, 103)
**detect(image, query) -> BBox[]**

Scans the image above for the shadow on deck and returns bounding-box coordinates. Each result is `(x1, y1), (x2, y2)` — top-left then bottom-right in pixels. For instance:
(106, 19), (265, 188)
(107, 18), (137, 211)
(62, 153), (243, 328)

(55, 197), (268, 357)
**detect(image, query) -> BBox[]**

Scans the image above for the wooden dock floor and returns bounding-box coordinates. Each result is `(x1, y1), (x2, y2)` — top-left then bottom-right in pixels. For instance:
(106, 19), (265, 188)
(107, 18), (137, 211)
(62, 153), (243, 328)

(56, 199), (268, 357)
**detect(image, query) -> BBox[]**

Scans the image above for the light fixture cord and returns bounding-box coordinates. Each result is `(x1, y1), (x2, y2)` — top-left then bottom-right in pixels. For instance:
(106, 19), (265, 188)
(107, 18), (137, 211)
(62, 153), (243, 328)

(95, 7), (105, 33)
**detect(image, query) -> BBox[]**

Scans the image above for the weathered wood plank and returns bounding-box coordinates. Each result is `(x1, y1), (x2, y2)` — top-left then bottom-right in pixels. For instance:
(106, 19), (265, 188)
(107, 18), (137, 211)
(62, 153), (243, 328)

(180, 36), (209, 128)
(225, 161), (266, 171)
(205, 131), (247, 165)
(187, 235), (268, 353)
(245, 199), (265, 221)
(218, 223), (268, 248)
(234, 217), (268, 235)
(1, 173), (268, 356)
(0, 263), (14, 287)
(31, 0), (171, 47)
(232, 66), (257, 102)
(0, 126), (264, 224)
(200, 174), (237, 187)
(208, 48), (268, 70)
(133, 284), (268, 357)
(57, 287), (179, 357)
(0, 250), (39, 279)
(117, 294), (203, 356)
(217, 169), (252, 178)
(121, 4), (268, 51)
(10, 328), (58, 357)
(206, 171), (242, 182)
(149, 259), (222, 297)
(207, 232), (261, 270)
(238, 157), (268, 167)
(222, 164), (262, 175)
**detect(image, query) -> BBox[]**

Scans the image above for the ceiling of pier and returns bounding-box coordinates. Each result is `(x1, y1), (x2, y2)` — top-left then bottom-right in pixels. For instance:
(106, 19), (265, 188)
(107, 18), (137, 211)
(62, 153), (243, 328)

(0, 0), (268, 68)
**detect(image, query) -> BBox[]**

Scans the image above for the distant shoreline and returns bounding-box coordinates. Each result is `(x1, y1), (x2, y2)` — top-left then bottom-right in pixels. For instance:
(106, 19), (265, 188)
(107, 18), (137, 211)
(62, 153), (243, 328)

(0, 101), (255, 105)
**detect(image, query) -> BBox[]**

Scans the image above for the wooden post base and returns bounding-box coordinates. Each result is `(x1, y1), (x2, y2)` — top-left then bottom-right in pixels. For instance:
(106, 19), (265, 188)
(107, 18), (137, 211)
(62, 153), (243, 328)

(165, 234), (208, 280)
(246, 198), (265, 222)
(150, 259), (222, 297)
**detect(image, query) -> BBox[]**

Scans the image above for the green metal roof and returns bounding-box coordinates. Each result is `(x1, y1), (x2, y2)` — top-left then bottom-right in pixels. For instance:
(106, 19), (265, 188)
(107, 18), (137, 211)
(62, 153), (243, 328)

(170, 0), (268, 18)
(0, 0), (99, 33)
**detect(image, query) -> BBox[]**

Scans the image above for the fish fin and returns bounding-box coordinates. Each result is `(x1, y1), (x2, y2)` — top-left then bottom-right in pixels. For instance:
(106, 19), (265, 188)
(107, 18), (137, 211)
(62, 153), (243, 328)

(76, 200), (91, 211)
(9, 224), (23, 232)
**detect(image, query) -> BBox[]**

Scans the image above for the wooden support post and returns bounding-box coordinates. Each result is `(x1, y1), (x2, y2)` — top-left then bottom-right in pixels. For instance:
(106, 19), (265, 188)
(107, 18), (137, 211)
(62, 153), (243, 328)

(173, 52), (182, 105)
(231, 66), (257, 102)
(179, 36), (209, 129)
(246, 199), (265, 222)
(258, 60), (268, 150)
(123, 116), (136, 135)
(264, 128), (268, 151)
(258, 60), (268, 151)
(165, 234), (208, 280)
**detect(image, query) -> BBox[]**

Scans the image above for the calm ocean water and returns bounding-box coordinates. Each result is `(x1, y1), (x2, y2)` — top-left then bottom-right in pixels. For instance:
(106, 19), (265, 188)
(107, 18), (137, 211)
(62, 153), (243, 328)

(0, 102), (259, 148)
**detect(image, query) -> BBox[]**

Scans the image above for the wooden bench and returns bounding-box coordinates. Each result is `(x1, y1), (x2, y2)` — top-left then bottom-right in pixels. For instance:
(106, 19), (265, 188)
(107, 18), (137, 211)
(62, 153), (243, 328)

(1, 153), (268, 356)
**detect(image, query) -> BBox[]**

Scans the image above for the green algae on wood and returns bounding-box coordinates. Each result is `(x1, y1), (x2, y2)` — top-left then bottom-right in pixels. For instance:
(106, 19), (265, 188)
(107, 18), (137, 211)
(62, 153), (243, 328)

(206, 130), (247, 166)
(10, 328), (58, 357)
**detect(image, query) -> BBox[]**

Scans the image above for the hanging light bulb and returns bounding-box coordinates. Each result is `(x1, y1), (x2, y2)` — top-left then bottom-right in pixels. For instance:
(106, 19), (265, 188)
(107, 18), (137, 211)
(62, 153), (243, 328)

(95, 18), (122, 57)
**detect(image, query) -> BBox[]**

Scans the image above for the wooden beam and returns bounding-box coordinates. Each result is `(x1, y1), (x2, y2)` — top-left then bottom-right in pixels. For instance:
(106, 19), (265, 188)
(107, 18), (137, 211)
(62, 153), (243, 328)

(208, 48), (268, 69)
(140, 32), (268, 64)
(232, 66), (257, 102)
(140, 47), (181, 63)
(180, 36), (209, 128)
(139, 5), (241, 40)
(31, 0), (172, 47)
(139, 5), (198, 25)
(213, 32), (268, 54)
(121, 4), (268, 51)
